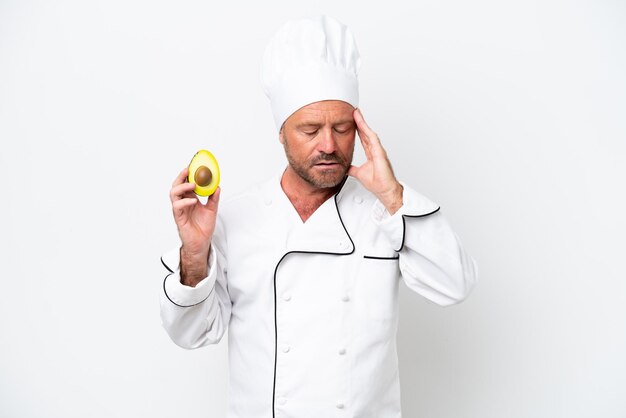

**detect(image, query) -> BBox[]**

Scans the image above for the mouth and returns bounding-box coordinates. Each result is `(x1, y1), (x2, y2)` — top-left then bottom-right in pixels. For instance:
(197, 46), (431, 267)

(314, 162), (342, 169)
(314, 160), (342, 166)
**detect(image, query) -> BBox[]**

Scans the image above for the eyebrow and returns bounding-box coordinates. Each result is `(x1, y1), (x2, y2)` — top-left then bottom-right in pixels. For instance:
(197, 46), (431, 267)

(296, 120), (354, 129)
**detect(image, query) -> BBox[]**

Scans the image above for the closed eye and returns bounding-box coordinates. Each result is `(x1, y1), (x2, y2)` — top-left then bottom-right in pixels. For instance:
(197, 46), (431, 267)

(334, 123), (355, 134)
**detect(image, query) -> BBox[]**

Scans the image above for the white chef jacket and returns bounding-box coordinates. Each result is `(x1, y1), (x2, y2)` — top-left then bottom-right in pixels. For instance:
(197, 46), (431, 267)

(159, 170), (478, 418)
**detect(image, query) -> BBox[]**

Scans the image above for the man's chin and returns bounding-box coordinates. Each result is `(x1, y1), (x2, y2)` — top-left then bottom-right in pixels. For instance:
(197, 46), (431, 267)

(306, 167), (347, 188)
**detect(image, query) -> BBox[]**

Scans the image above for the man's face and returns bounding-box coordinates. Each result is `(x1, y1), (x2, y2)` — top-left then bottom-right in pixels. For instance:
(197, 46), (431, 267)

(279, 100), (356, 189)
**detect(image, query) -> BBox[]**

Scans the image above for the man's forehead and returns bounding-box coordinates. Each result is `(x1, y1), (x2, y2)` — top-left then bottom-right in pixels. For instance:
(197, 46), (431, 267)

(291, 101), (355, 126)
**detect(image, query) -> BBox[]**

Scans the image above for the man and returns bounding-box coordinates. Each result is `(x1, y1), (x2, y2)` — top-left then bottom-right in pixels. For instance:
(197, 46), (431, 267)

(160, 15), (477, 418)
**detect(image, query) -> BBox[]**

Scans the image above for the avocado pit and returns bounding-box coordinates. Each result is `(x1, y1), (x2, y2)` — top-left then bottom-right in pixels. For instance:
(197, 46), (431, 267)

(194, 165), (213, 187)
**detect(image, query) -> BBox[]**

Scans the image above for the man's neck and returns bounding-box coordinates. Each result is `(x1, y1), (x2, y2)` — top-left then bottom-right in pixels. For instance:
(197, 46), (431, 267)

(280, 166), (342, 223)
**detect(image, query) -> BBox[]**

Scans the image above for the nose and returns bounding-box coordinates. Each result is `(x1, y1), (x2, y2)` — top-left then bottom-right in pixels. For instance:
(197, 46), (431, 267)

(317, 127), (338, 154)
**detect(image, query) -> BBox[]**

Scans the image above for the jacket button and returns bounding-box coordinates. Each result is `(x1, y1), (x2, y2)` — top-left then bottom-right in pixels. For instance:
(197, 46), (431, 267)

(336, 402), (345, 409)
(341, 295), (350, 302)
(282, 293), (291, 301)
(354, 195), (363, 204)
(264, 197), (272, 206)
(282, 345), (290, 353)
(338, 348), (346, 355)
(278, 397), (287, 405)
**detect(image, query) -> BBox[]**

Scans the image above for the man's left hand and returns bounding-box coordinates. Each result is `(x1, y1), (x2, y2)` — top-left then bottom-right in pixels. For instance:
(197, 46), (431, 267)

(348, 108), (404, 215)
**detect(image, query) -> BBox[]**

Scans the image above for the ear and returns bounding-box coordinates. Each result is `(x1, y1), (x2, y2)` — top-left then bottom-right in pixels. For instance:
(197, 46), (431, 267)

(278, 126), (285, 144)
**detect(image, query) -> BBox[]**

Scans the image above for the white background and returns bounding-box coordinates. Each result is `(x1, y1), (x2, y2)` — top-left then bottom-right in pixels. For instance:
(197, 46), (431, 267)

(1, 0), (625, 417)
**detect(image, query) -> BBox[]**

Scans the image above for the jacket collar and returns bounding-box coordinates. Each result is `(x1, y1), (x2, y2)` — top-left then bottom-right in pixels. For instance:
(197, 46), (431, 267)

(261, 167), (355, 255)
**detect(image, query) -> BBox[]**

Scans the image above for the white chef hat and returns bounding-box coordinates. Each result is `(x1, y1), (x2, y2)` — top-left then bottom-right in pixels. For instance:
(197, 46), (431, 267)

(260, 15), (361, 131)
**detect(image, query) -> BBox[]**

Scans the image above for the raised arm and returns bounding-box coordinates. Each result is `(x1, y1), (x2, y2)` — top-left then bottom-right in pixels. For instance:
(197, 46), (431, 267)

(159, 167), (231, 348)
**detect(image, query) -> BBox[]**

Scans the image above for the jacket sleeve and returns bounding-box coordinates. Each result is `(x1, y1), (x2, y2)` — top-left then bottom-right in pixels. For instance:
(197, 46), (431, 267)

(370, 181), (478, 306)
(159, 218), (231, 349)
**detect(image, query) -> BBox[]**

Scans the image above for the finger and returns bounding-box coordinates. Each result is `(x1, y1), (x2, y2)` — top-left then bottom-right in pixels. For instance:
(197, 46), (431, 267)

(356, 126), (387, 161)
(354, 108), (377, 141)
(353, 109), (372, 147)
(172, 166), (190, 188)
(205, 187), (221, 212)
(170, 182), (197, 202)
(354, 108), (383, 150)
(172, 197), (198, 213)
(356, 129), (373, 160)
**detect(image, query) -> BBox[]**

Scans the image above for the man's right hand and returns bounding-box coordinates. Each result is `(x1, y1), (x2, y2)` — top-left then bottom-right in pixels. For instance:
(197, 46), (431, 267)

(169, 166), (221, 286)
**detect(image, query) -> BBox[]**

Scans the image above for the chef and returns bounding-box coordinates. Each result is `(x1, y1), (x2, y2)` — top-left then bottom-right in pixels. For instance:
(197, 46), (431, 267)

(160, 15), (478, 418)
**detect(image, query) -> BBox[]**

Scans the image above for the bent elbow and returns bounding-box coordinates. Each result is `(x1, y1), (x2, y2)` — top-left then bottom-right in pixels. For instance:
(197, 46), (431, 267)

(162, 317), (227, 349)
(168, 333), (207, 350)
(402, 254), (478, 307)
(160, 301), (230, 349)
(439, 256), (479, 306)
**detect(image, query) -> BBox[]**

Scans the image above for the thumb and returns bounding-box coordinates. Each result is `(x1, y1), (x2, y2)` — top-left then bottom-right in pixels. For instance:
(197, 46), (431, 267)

(205, 187), (221, 212)
(347, 165), (360, 179)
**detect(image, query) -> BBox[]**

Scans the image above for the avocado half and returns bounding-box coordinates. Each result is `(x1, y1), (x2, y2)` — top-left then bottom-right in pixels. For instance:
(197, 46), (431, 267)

(187, 149), (220, 196)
